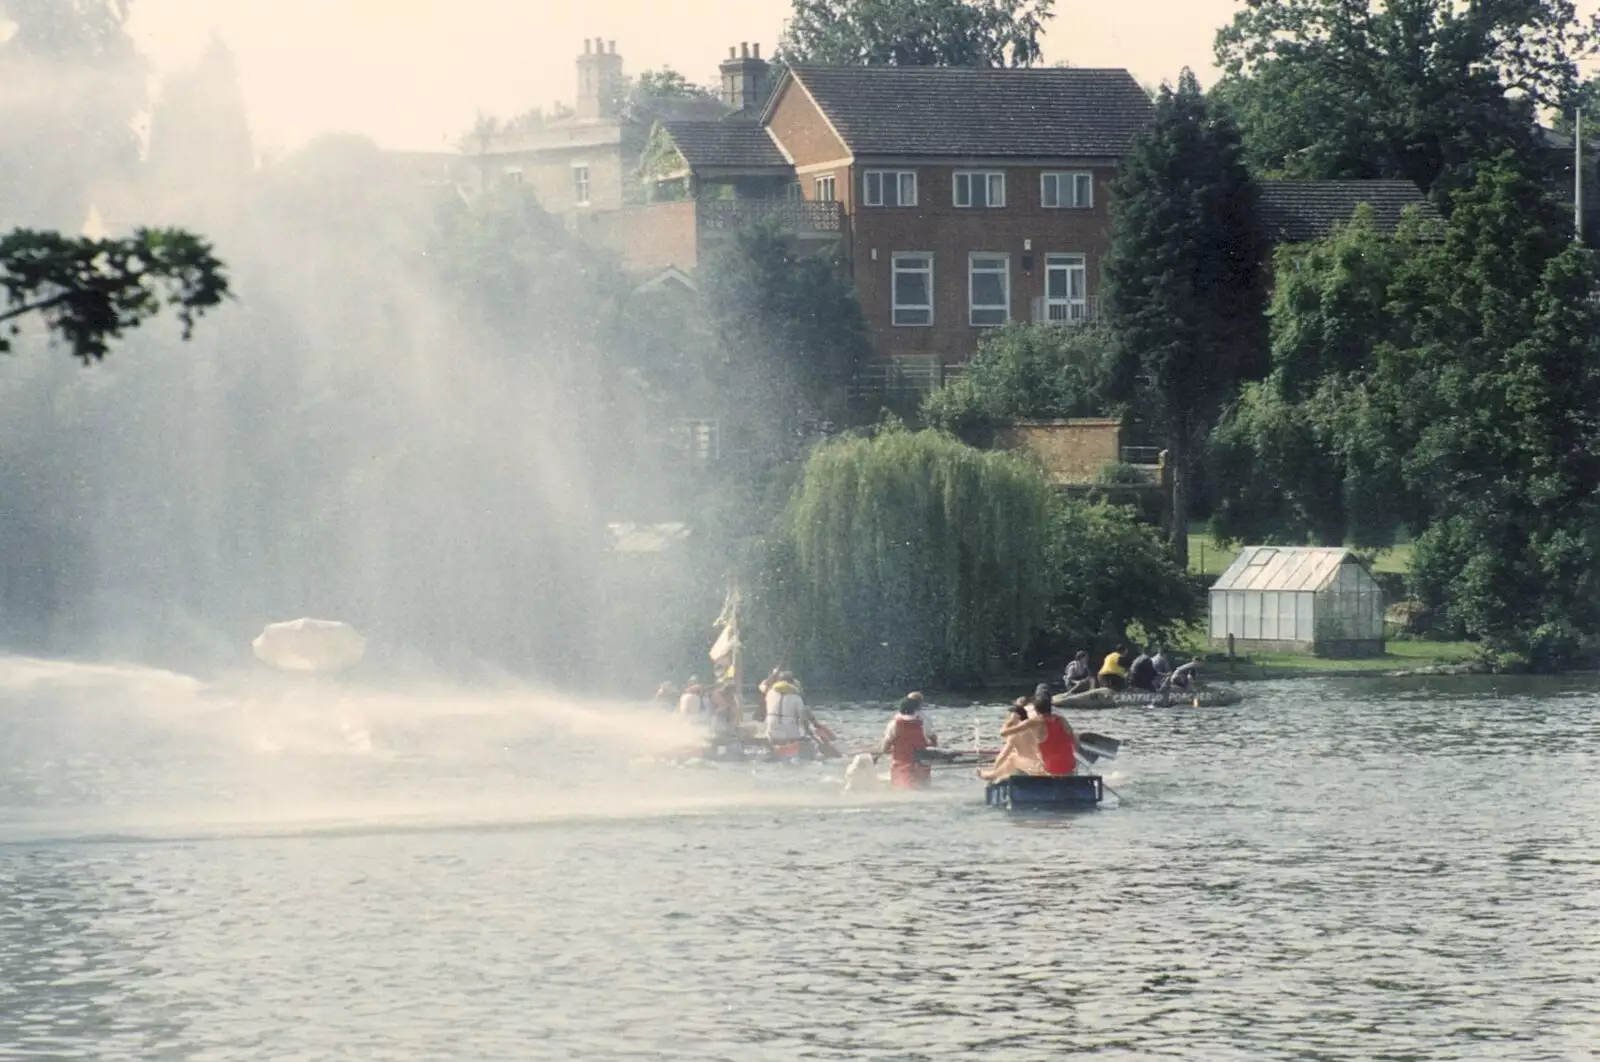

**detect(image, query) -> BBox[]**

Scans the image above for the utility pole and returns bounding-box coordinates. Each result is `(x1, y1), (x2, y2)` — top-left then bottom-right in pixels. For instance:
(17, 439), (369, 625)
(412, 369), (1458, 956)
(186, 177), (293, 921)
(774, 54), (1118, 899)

(1577, 108), (1586, 245)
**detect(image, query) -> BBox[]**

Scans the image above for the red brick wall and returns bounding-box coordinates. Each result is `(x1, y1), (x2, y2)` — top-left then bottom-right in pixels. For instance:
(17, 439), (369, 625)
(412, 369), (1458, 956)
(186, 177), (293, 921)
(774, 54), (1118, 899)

(767, 81), (848, 168)
(579, 200), (699, 274)
(845, 162), (1119, 365)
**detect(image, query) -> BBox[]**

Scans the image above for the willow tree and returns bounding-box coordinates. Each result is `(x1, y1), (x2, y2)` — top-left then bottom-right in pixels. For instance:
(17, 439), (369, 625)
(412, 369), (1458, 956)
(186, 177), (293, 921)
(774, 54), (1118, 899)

(777, 428), (1057, 689)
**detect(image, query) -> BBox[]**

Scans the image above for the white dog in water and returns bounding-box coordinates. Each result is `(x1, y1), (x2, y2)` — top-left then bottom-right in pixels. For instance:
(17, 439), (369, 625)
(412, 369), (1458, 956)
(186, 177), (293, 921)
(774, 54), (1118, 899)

(843, 752), (887, 792)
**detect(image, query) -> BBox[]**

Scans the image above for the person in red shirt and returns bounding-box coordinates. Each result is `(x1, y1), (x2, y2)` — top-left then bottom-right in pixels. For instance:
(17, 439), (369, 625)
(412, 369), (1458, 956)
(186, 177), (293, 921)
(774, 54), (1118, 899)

(993, 691), (1077, 777)
(880, 692), (938, 789)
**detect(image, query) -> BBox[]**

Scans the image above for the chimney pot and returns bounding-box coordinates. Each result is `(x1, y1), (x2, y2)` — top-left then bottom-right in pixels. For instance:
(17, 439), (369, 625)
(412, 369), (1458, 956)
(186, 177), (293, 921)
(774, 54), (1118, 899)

(584, 39), (592, 54)
(608, 40), (616, 54)
(753, 43), (761, 58)
(728, 47), (736, 59)
(741, 42), (750, 58)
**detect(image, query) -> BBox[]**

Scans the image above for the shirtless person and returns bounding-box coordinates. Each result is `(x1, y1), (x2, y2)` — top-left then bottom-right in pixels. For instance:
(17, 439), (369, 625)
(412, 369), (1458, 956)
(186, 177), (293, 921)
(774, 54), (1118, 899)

(986, 691), (1078, 778)
(978, 699), (1044, 781)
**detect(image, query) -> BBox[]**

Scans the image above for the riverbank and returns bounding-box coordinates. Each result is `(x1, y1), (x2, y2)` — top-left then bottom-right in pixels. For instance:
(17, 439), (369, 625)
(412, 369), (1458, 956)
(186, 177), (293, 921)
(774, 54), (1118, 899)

(1202, 639), (1482, 680)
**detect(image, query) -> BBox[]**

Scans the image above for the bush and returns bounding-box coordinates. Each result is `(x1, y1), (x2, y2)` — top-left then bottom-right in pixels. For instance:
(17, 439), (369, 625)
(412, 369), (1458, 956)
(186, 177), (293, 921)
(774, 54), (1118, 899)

(1095, 460), (1150, 485)
(921, 324), (1121, 441)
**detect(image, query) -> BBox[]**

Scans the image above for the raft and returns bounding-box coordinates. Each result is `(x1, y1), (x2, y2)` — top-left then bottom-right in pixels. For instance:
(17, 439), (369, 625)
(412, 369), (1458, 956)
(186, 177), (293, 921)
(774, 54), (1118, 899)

(1052, 686), (1244, 710)
(985, 774), (1104, 810)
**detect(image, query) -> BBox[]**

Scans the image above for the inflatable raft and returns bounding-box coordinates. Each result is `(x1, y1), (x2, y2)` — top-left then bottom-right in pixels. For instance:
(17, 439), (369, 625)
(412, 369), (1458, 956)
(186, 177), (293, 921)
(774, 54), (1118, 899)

(985, 774), (1104, 810)
(1052, 686), (1245, 710)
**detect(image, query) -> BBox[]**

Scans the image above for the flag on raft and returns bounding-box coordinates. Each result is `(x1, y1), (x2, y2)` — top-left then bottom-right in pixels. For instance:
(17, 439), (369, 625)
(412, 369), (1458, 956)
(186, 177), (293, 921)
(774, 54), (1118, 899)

(709, 586), (740, 683)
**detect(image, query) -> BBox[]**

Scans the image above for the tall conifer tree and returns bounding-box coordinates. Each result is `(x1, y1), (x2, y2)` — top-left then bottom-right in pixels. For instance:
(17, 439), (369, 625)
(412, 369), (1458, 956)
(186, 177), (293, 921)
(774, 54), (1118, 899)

(1103, 70), (1269, 565)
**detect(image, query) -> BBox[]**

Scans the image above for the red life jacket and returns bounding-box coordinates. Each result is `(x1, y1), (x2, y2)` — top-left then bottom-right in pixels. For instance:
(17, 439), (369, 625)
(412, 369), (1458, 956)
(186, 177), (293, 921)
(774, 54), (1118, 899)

(1037, 715), (1076, 776)
(886, 715), (932, 789)
(886, 715), (930, 765)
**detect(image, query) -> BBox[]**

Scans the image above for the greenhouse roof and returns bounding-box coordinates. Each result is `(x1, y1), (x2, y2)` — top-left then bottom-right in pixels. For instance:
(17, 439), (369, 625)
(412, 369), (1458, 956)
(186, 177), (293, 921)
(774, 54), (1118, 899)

(1211, 546), (1371, 593)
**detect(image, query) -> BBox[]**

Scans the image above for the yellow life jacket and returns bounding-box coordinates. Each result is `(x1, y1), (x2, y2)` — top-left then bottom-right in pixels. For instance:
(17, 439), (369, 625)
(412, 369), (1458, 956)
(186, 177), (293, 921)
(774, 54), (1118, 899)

(1098, 652), (1127, 678)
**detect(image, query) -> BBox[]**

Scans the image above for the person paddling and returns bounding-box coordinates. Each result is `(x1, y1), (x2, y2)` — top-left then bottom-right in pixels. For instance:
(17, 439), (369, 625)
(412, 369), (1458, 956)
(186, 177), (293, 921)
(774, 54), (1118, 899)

(1062, 651), (1094, 695)
(880, 692), (938, 789)
(1098, 644), (1130, 692)
(978, 698), (1044, 781)
(676, 677), (711, 720)
(763, 671), (813, 756)
(988, 691), (1077, 778)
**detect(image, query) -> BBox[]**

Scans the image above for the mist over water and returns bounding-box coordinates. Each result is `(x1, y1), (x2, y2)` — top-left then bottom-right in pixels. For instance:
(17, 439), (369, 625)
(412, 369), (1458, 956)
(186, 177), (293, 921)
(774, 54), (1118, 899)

(0, 44), (692, 682)
(0, 653), (872, 846)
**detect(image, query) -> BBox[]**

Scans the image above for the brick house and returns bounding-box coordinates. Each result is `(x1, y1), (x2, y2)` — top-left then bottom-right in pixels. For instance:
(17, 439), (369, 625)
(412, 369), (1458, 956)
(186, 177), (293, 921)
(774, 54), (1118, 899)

(764, 65), (1153, 387)
(579, 54), (1154, 390)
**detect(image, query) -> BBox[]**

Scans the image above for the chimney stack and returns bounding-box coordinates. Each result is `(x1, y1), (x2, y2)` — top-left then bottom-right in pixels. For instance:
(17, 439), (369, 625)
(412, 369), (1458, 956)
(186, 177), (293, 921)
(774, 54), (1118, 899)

(720, 41), (771, 113)
(575, 36), (625, 120)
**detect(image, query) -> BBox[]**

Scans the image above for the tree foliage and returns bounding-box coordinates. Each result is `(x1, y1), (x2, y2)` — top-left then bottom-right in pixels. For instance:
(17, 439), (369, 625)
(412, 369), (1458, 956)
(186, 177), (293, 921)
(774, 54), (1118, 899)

(772, 427), (1194, 689)
(698, 222), (870, 446)
(0, 0), (146, 227)
(1210, 159), (1600, 667)
(921, 323), (1119, 440)
(780, 0), (1054, 67)
(1103, 69), (1270, 563)
(0, 228), (230, 362)
(1214, 0), (1597, 194)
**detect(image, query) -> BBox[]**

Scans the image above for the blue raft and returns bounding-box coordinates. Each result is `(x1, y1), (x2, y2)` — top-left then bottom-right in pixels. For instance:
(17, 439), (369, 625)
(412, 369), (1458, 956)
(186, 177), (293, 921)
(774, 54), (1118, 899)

(985, 774), (1104, 810)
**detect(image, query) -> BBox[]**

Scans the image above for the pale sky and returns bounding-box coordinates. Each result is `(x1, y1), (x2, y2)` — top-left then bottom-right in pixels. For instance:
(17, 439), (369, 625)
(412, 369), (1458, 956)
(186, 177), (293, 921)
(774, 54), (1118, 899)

(123, 0), (1246, 154)
(123, 0), (1600, 156)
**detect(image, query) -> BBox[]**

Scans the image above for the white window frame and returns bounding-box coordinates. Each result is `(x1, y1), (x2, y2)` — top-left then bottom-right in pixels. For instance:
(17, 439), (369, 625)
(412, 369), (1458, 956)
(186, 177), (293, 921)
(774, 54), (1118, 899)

(1044, 253), (1089, 323)
(863, 169), (918, 207)
(968, 252), (1010, 327)
(891, 252), (934, 328)
(1041, 171), (1093, 209)
(572, 163), (591, 205)
(814, 175), (837, 202)
(953, 170), (1006, 208)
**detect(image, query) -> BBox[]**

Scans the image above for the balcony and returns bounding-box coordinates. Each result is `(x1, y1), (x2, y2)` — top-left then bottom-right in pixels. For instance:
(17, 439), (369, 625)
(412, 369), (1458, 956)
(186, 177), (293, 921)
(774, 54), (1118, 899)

(696, 199), (844, 239)
(1029, 295), (1100, 326)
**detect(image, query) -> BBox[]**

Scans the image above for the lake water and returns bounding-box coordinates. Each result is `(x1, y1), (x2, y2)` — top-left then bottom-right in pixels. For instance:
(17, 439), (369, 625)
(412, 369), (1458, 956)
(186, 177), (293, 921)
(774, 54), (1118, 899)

(3, 656), (1599, 1061)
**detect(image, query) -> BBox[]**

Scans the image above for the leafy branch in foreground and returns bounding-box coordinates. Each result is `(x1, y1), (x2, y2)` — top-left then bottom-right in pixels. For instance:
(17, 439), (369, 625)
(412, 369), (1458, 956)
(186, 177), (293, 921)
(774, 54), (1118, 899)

(0, 227), (230, 362)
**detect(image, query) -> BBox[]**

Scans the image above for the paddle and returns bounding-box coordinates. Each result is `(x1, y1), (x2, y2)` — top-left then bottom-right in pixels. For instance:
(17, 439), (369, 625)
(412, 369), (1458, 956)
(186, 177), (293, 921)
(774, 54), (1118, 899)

(1076, 731), (1120, 764)
(811, 720), (844, 760)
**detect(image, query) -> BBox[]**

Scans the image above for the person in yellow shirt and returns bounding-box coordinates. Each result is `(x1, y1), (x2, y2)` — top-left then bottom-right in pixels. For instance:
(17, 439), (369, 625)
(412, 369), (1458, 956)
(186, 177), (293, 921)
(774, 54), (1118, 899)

(1098, 644), (1129, 691)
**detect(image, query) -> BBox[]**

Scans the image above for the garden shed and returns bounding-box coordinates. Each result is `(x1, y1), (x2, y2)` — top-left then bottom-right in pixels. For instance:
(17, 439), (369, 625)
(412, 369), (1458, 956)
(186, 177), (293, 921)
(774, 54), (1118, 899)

(1209, 547), (1386, 658)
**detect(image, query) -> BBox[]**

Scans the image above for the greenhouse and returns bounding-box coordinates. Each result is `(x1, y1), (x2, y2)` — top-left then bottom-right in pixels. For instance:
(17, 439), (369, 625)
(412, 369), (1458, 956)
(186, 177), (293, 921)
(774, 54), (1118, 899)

(1209, 547), (1386, 658)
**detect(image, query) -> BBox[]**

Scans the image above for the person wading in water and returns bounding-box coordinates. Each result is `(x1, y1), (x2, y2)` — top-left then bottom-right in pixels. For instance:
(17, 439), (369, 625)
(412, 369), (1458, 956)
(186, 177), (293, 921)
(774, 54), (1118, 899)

(880, 692), (938, 789)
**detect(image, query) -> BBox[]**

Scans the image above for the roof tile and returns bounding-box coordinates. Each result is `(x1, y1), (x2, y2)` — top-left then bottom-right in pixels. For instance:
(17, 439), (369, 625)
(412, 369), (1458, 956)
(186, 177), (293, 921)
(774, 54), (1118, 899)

(1258, 180), (1439, 243)
(661, 118), (789, 169)
(784, 65), (1153, 158)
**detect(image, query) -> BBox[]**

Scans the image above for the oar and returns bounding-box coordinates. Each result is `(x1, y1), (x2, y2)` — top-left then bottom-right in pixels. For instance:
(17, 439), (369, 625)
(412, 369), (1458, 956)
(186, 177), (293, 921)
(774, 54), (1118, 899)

(1076, 731), (1120, 764)
(811, 720), (844, 760)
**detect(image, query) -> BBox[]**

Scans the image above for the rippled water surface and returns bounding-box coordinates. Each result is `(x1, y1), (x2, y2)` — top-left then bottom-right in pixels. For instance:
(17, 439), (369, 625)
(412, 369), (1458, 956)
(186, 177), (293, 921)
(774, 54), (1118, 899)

(3, 658), (1600, 1061)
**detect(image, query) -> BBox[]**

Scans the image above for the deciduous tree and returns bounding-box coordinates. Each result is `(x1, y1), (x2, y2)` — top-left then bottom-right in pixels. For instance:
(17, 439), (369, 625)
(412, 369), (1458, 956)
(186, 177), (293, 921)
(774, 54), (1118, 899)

(0, 228), (229, 362)
(780, 0), (1054, 67)
(1214, 0), (1598, 194)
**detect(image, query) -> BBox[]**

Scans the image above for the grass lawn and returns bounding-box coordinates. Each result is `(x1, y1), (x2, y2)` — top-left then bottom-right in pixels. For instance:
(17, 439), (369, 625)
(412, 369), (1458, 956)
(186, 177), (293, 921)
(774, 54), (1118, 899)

(1225, 639), (1479, 674)
(1187, 528), (1414, 576)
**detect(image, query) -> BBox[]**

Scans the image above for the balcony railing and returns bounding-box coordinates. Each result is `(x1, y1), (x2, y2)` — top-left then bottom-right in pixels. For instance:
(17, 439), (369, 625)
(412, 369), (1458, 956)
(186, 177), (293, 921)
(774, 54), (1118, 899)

(696, 198), (844, 236)
(1030, 295), (1100, 326)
